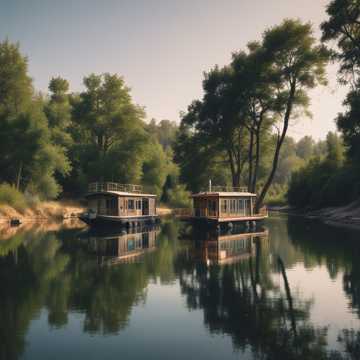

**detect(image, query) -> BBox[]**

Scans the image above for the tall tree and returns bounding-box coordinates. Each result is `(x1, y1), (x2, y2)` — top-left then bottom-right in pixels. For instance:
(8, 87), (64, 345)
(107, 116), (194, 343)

(256, 19), (329, 209)
(0, 40), (70, 198)
(73, 73), (145, 156)
(321, 0), (360, 85)
(231, 44), (276, 192)
(322, 0), (360, 163)
(44, 77), (73, 148)
(0, 40), (33, 116)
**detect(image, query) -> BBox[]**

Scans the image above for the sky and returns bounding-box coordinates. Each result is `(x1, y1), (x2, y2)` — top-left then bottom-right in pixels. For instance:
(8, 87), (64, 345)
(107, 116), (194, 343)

(0, 0), (348, 140)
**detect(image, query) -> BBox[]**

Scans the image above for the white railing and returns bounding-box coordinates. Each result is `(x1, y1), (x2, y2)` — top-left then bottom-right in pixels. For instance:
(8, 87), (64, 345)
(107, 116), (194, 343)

(208, 186), (249, 193)
(88, 182), (143, 193)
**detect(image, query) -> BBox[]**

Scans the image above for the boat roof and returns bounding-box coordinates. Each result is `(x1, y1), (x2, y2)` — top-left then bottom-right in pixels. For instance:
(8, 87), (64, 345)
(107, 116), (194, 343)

(86, 190), (157, 198)
(191, 191), (257, 198)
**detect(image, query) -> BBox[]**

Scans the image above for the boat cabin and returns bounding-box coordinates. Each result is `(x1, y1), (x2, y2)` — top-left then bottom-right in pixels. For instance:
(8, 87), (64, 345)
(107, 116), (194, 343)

(190, 186), (267, 225)
(80, 182), (158, 227)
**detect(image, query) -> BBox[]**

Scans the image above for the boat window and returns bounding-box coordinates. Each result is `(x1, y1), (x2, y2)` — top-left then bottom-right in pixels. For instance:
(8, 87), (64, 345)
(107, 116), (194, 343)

(136, 200), (142, 210)
(128, 199), (135, 210)
(221, 199), (227, 213)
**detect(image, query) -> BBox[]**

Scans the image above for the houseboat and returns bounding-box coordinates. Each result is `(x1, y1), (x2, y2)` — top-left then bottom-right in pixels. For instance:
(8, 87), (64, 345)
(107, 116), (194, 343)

(182, 185), (267, 229)
(79, 182), (159, 228)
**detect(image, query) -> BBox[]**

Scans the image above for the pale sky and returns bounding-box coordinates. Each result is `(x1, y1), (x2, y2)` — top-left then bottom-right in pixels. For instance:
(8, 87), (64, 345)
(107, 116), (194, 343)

(0, 0), (347, 140)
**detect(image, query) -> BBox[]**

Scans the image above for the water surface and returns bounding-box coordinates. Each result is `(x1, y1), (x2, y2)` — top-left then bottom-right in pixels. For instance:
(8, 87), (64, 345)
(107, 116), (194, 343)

(1, 214), (360, 360)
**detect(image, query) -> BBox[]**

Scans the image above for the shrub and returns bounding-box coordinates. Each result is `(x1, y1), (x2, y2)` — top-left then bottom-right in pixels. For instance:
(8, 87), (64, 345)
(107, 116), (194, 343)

(167, 184), (191, 208)
(0, 183), (28, 212)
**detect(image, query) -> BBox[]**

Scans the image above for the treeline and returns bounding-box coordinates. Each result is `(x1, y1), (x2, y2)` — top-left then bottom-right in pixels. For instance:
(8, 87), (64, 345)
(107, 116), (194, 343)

(288, 0), (360, 208)
(0, 40), (188, 209)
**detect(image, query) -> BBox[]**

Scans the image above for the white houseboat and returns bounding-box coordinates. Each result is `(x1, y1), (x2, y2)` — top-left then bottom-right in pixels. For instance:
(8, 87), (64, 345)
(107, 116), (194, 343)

(79, 182), (159, 228)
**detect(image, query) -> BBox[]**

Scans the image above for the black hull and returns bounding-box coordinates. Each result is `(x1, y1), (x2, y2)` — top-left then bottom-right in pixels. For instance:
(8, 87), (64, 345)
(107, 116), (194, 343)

(183, 217), (265, 232)
(79, 214), (160, 228)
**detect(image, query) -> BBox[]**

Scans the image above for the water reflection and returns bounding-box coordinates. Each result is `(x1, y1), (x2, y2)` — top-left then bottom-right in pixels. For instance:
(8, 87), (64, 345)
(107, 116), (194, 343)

(79, 225), (159, 265)
(0, 217), (360, 359)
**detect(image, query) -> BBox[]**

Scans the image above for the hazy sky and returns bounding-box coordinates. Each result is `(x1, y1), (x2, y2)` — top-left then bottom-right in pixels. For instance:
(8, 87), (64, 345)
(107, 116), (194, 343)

(0, 0), (347, 140)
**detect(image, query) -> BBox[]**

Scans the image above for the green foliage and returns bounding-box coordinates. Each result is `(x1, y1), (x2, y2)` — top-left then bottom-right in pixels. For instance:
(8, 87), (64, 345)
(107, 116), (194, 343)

(336, 87), (360, 162)
(0, 183), (27, 211)
(0, 40), (33, 115)
(147, 119), (178, 150)
(166, 184), (191, 208)
(0, 40), (71, 200)
(320, 1), (360, 182)
(287, 132), (356, 208)
(296, 136), (315, 160)
(321, 0), (360, 83)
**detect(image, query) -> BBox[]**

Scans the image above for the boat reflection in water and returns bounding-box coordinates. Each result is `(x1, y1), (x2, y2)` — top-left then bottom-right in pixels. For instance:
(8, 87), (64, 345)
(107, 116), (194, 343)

(79, 225), (159, 265)
(188, 225), (268, 266)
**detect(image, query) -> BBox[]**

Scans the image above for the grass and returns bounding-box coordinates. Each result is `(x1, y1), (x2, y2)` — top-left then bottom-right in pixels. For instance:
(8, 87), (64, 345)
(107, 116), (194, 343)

(0, 183), (28, 212)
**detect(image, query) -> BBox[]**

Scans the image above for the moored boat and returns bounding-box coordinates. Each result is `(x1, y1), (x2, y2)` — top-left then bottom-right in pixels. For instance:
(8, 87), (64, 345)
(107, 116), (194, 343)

(180, 185), (268, 229)
(79, 182), (159, 228)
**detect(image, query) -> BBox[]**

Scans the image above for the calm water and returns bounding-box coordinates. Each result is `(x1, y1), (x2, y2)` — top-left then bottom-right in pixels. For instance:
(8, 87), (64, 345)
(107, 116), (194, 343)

(1, 214), (360, 360)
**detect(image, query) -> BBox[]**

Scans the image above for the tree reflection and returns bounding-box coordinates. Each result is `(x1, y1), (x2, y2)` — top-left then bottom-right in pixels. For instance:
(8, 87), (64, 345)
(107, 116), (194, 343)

(0, 219), (183, 359)
(176, 226), (334, 359)
(287, 217), (360, 318)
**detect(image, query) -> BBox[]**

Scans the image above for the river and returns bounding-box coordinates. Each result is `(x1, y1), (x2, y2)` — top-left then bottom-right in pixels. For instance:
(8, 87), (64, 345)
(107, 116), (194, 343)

(1, 214), (360, 360)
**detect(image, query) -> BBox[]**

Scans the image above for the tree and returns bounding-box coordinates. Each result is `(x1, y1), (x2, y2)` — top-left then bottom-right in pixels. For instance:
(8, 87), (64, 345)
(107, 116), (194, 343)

(44, 77), (73, 148)
(321, 0), (360, 167)
(231, 44), (276, 192)
(147, 119), (178, 150)
(0, 40), (70, 198)
(73, 73), (145, 156)
(296, 136), (315, 160)
(321, 0), (360, 85)
(256, 19), (329, 209)
(0, 40), (33, 116)
(174, 110), (231, 192)
(325, 131), (344, 166)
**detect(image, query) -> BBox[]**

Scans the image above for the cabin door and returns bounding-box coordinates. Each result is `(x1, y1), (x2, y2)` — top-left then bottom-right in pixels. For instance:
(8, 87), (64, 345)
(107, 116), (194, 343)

(142, 198), (149, 215)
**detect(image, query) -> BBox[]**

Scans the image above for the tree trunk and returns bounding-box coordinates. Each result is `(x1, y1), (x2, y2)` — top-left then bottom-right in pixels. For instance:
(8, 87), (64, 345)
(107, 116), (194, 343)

(227, 147), (241, 187)
(255, 82), (296, 210)
(251, 127), (261, 193)
(247, 130), (254, 191)
(16, 161), (23, 190)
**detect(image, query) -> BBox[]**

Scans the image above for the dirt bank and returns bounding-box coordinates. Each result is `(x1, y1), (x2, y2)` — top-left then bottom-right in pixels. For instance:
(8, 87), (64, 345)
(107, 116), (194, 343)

(270, 200), (360, 230)
(0, 200), (85, 225)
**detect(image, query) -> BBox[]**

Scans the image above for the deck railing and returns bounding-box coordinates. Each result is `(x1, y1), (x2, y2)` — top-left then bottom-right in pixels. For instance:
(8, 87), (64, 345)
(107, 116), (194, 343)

(88, 182), (143, 194)
(208, 186), (249, 193)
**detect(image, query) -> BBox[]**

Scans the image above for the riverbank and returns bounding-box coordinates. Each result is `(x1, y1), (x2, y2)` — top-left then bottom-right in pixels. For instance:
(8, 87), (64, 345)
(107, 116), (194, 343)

(270, 199), (360, 230)
(0, 201), (176, 226)
(0, 200), (85, 225)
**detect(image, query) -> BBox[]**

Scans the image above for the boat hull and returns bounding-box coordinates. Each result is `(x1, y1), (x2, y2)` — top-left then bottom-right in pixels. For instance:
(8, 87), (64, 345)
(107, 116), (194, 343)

(181, 215), (267, 231)
(79, 213), (160, 228)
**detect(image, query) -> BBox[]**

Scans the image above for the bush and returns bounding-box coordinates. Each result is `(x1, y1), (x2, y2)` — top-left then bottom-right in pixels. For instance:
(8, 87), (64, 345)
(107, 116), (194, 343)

(265, 184), (288, 206)
(287, 159), (360, 209)
(167, 184), (191, 208)
(0, 183), (28, 211)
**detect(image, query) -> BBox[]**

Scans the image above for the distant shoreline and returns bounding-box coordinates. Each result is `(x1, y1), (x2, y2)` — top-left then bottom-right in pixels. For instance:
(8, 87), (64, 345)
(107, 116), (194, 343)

(269, 202), (360, 231)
